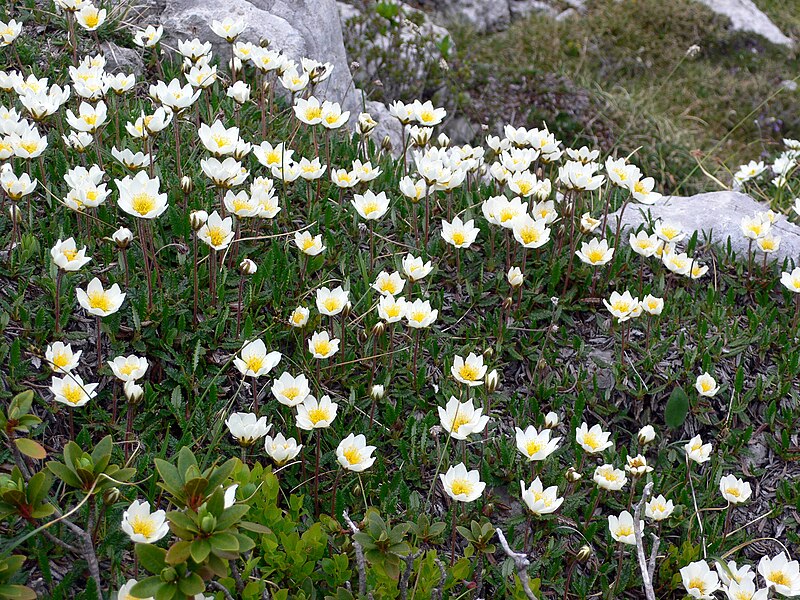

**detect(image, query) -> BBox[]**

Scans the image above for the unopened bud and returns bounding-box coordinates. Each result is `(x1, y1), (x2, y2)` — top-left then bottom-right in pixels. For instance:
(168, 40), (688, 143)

(7, 205), (21, 223)
(200, 515), (217, 533)
(372, 321), (385, 337)
(576, 545), (592, 562)
(638, 425), (656, 446)
(102, 487), (121, 505)
(544, 411), (559, 428)
(112, 227), (133, 249)
(483, 347), (494, 359)
(259, 37), (270, 48)
(437, 132), (450, 148)
(124, 380), (144, 403)
(485, 369), (499, 394)
(381, 135), (392, 152)
(161, 567), (177, 583)
(502, 297), (513, 310)
(371, 384), (384, 400)
(566, 467), (582, 483)
(181, 176), (194, 194)
(190, 210), (208, 231)
(239, 258), (257, 275)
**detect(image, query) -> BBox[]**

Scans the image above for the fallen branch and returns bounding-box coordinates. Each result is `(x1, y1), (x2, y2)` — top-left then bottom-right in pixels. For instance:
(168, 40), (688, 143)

(343, 510), (367, 598)
(633, 481), (659, 600)
(496, 528), (537, 600)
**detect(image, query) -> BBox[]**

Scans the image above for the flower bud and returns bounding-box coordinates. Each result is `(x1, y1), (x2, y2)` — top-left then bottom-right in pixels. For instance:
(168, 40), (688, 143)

(371, 321), (385, 338)
(371, 384), (384, 400)
(200, 514), (217, 533)
(181, 176), (194, 194)
(189, 210), (208, 231)
(7, 205), (21, 223)
(485, 369), (499, 394)
(239, 258), (257, 275)
(576, 545), (592, 562)
(507, 266), (524, 287)
(381, 135), (392, 153)
(544, 411), (559, 428)
(160, 567), (178, 583)
(112, 227), (133, 249)
(483, 347), (494, 359)
(566, 467), (582, 483)
(437, 132), (450, 148)
(102, 487), (121, 505)
(124, 380), (144, 403)
(502, 297), (514, 310)
(638, 424), (656, 446)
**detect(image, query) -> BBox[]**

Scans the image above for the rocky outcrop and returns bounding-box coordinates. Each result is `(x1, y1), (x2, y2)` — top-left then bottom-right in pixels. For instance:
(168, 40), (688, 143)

(417, 0), (582, 32)
(693, 0), (793, 47)
(153, 0), (401, 152)
(611, 191), (800, 266)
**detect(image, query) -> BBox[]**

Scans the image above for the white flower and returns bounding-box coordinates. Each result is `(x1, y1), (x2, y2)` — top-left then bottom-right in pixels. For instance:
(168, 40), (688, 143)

(121, 499), (169, 544)
(45, 342), (81, 372)
(575, 422), (613, 453)
(780, 268), (800, 293)
(645, 494), (674, 521)
(724, 579), (769, 600)
(66, 100), (107, 132)
(51, 237), (91, 271)
(296, 395), (338, 430)
(441, 216), (479, 249)
(198, 120), (240, 156)
(512, 214), (551, 249)
(629, 230), (660, 257)
(695, 372), (719, 397)
(378, 294), (407, 323)
(515, 425), (560, 461)
(625, 454), (653, 477)
(440, 462), (485, 503)
(116, 579), (152, 600)
(520, 478), (563, 515)
(719, 474), (752, 505)
(716, 560), (755, 588)
(507, 266), (524, 287)
(603, 290), (639, 323)
(271, 372), (311, 407)
(233, 340), (281, 378)
(640, 295), (664, 316)
(608, 510), (641, 545)
(336, 434), (376, 472)
(758, 553), (800, 596)
(372, 271), (405, 296)
(575, 238), (614, 266)
(653, 220), (685, 243)
(316, 286), (349, 316)
(295, 230), (326, 256)
(116, 171), (169, 219)
(437, 397), (489, 440)
(405, 299), (438, 328)
(402, 254), (433, 281)
(638, 425), (656, 445)
(451, 353), (487, 386)
(76, 277), (125, 317)
(108, 355), (149, 382)
(593, 464), (627, 491)
(50, 374), (98, 408)
(264, 432), (302, 465)
(197, 211), (234, 251)
(685, 435), (713, 464)
(308, 331), (340, 359)
(681, 560), (720, 599)
(289, 306), (310, 327)
(210, 17), (245, 42)
(225, 412), (271, 445)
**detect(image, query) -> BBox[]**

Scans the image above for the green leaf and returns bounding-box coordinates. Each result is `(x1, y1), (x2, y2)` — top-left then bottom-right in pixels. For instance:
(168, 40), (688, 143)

(189, 539), (211, 563)
(14, 438), (46, 460)
(177, 572), (206, 596)
(46, 461), (82, 489)
(665, 385), (689, 428)
(165, 541), (193, 565)
(130, 577), (163, 597)
(135, 544), (168, 574)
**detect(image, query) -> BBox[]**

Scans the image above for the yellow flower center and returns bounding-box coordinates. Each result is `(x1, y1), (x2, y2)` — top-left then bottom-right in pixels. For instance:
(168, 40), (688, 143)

(520, 227), (540, 245)
(119, 363), (138, 376)
(612, 300), (631, 313)
(233, 198), (253, 213)
(499, 207), (517, 223)
(62, 384), (83, 405)
(419, 110), (434, 123)
(700, 380), (712, 392)
(62, 249), (78, 261)
(325, 114), (340, 124)
(409, 311), (426, 323)
(207, 226), (227, 247)
(451, 231), (465, 246)
(661, 227), (678, 240)
(726, 487), (741, 498)
(245, 356), (264, 373)
(84, 12), (99, 27)
(616, 525), (633, 537)
(314, 340), (332, 356)
(451, 412), (471, 431)
(515, 180), (532, 195)
(307, 407), (330, 424)
(82, 114), (97, 126)
(213, 135), (229, 149)
(583, 432), (600, 450)
(586, 248), (605, 263)
(634, 181), (646, 194)
(526, 439), (543, 456)
(129, 515), (156, 538)
(688, 579), (706, 594)
(385, 304), (401, 318)
(342, 446), (361, 464)
(450, 478), (474, 496)
(88, 291), (111, 312)
(52, 353), (70, 368)
(20, 141), (39, 154)
(322, 297), (341, 312)
(282, 387), (300, 400)
(338, 173), (352, 183)
(362, 201), (379, 216)
(131, 193), (155, 216)
(291, 311), (306, 324)
(378, 279), (401, 294)
(305, 107), (322, 121)
(602, 470), (620, 482)
(770, 571), (789, 586)
(458, 364), (479, 381)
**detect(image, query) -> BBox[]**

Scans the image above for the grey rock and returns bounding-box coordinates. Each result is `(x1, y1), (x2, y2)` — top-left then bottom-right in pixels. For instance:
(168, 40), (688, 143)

(694, 0), (793, 47)
(364, 98), (403, 156)
(508, 0), (560, 20)
(429, 0), (511, 32)
(610, 191), (800, 266)
(159, 0), (357, 111)
(555, 8), (577, 21)
(100, 41), (144, 75)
